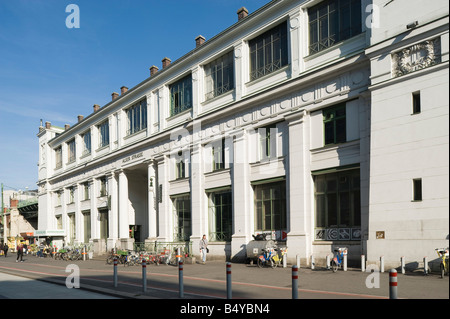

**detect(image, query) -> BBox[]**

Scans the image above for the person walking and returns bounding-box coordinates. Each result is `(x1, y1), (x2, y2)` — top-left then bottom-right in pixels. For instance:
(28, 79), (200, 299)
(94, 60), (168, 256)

(16, 244), (24, 262)
(3, 243), (8, 258)
(199, 234), (208, 264)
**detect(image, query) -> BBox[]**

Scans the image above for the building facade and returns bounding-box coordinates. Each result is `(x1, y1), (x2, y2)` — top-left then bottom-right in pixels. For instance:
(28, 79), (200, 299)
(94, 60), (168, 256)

(36, 0), (449, 268)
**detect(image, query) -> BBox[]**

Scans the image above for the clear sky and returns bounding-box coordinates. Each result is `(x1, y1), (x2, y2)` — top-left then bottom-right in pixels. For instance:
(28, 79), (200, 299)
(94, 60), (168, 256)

(0, 0), (266, 192)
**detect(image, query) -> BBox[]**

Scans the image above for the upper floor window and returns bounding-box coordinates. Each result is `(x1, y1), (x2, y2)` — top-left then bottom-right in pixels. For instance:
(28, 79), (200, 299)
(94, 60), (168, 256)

(67, 139), (76, 163)
(82, 131), (91, 156)
(98, 120), (109, 148)
(170, 74), (192, 117)
(259, 124), (277, 160)
(55, 146), (62, 169)
(212, 138), (226, 171)
(99, 177), (108, 197)
(249, 21), (288, 81)
(204, 51), (234, 101)
(323, 103), (346, 145)
(175, 150), (186, 179)
(308, 0), (362, 54)
(126, 99), (147, 135)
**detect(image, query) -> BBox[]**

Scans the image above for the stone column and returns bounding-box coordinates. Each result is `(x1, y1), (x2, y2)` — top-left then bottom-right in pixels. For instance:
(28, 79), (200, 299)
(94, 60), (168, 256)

(118, 170), (131, 249)
(108, 172), (119, 249)
(146, 160), (158, 242)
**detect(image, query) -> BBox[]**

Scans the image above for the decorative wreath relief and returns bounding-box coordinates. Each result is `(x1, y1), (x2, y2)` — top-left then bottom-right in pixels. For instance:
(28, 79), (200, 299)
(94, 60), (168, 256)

(392, 38), (441, 77)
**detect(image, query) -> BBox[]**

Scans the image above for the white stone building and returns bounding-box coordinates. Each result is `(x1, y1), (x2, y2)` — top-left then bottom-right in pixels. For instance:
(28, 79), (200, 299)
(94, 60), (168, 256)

(36, 0), (449, 268)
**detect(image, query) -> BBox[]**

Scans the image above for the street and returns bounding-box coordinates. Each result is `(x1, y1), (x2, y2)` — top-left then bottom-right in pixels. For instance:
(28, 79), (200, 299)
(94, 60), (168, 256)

(0, 254), (448, 300)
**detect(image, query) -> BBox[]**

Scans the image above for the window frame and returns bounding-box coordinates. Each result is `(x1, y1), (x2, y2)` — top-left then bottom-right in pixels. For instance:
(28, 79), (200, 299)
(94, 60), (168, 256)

(323, 103), (347, 145)
(169, 74), (193, 117)
(207, 189), (233, 242)
(204, 51), (235, 101)
(126, 99), (148, 136)
(98, 120), (110, 149)
(254, 180), (287, 232)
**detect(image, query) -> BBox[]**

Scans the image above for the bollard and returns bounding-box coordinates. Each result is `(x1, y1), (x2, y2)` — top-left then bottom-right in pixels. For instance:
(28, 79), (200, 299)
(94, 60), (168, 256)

(283, 251), (287, 268)
(361, 255), (365, 272)
(82, 246), (86, 261)
(326, 255), (331, 270)
(311, 255), (315, 270)
(401, 256), (405, 274)
(423, 257), (428, 276)
(292, 265), (299, 299)
(226, 262), (232, 299)
(142, 260), (147, 292)
(296, 254), (301, 269)
(179, 260), (184, 298)
(113, 257), (118, 288)
(343, 254), (347, 271)
(380, 256), (385, 273)
(177, 247), (181, 265)
(389, 269), (398, 299)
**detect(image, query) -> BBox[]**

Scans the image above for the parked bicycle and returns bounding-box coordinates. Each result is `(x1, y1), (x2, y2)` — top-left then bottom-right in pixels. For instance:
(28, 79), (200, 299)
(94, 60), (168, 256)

(272, 247), (287, 267)
(331, 247), (347, 273)
(435, 248), (449, 279)
(257, 248), (277, 269)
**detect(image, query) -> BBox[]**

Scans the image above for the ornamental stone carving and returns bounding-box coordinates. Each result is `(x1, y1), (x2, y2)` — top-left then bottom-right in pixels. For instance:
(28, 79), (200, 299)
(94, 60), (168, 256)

(392, 38), (441, 77)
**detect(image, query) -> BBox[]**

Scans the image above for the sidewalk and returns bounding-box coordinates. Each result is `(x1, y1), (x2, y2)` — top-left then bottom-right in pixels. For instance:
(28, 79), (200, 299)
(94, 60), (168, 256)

(0, 254), (448, 299)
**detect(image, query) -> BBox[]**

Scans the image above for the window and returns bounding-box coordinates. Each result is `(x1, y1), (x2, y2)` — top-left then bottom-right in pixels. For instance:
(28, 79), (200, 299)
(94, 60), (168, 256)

(67, 139), (76, 163)
(83, 212), (91, 243)
(99, 209), (108, 240)
(413, 178), (422, 201)
(56, 191), (62, 206)
(259, 124), (277, 160)
(68, 187), (75, 204)
(254, 181), (287, 231)
(126, 99), (147, 135)
(56, 215), (63, 230)
(68, 213), (75, 244)
(82, 131), (91, 155)
(172, 195), (191, 241)
(308, 0), (362, 54)
(98, 120), (109, 148)
(212, 138), (226, 171)
(83, 182), (90, 200)
(204, 51), (234, 100)
(314, 168), (361, 241)
(323, 103), (346, 145)
(55, 146), (62, 169)
(412, 92), (421, 114)
(175, 151), (186, 179)
(249, 21), (288, 81)
(99, 177), (108, 197)
(170, 74), (192, 116)
(208, 190), (232, 242)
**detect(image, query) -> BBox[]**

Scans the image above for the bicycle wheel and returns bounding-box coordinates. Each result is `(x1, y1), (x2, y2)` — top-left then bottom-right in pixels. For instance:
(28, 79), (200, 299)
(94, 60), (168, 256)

(270, 258), (277, 269)
(257, 257), (264, 268)
(332, 260), (338, 273)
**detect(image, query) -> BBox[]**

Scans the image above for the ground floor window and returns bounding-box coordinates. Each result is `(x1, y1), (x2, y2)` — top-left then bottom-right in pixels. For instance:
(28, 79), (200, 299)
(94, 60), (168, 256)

(99, 209), (109, 240)
(83, 211), (91, 243)
(172, 195), (191, 241)
(254, 180), (287, 232)
(68, 213), (75, 244)
(314, 168), (361, 241)
(207, 189), (232, 242)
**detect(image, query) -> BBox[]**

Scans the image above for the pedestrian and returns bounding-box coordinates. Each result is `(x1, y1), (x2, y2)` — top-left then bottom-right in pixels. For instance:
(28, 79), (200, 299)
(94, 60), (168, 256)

(16, 244), (24, 262)
(3, 243), (8, 258)
(199, 234), (208, 264)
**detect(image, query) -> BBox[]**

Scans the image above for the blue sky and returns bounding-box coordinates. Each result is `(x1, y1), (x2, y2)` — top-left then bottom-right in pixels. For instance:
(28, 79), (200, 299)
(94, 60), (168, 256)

(0, 0), (265, 191)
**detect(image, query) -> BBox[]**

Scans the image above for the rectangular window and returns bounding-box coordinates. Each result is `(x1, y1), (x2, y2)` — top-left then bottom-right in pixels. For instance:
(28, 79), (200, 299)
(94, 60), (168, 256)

(55, 146), (62, 169)
(172, 195), (191, 242)
(56, 191), (62, 206)
(323, 103), (346, 145)
(98, 120), (109, 148)
(254, 181), (286, 231)
(56, 215), (63, 230)
(99, 177), (108, 197)
(259, 124), (277, 160)
(212, 138), (226, 171)
(126, 99), (147, 135)
(204, 51), (234, 101)
(175, 150), (186, 179)
(208, 190), (232, 242)
(249, 21), (288, 81)
(83, 212), (91, 243)
(68, 187), (75, 204)
(82, 131), (91, 156)
(83, 182), (90, 200)
(67, 139), (76, 163)
(314, 168), (361, 241)
(413, 178), (422, 201)
(170, 74), (192, 116)
(412, 92), (421, 114)
(68, 213), (75, 244)
(99, 209), (109, 240)
(308, 0), (362, 54)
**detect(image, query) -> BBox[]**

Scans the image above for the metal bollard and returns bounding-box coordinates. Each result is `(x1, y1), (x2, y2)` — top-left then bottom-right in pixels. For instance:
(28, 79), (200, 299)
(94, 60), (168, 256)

(113, 257), (118, 288)
(283, 251), (287, 268)
(389, 269), (398, 299)
(296, 254), (301, 269)
(326, 255), (331, 270)
(343, 254), (347, 271)
(380, 256), (385, 273)
(311, 255), (315, 270)
(361, 255), (365, 272)
(142, 260), (147, 292)
(292, 265), (299, 299)
(401, 256), (405, 274)
(179, 260), (184, 298)
(226, 263), (232, 299)
(82, 246), (86, 261)
(177, 247), (181, 265)
(423, 256), (428, 275)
